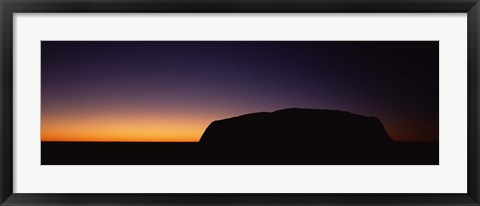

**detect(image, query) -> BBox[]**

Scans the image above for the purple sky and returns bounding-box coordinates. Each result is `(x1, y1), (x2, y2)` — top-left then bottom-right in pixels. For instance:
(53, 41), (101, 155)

(41, 41), (439, 142)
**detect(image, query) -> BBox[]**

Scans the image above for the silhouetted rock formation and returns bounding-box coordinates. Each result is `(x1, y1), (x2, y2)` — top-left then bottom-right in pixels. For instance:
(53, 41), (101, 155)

(201, 108), (392, 145)
(194, 108), (438, 165)
(41, 108), (439, 165)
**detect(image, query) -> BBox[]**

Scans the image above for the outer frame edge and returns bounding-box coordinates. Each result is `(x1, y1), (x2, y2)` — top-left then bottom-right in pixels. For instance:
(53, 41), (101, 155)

(1, 0), (479, 205)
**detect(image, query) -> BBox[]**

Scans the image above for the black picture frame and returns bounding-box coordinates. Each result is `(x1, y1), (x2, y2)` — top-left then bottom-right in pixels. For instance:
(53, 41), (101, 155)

(1, 0), (479, 205)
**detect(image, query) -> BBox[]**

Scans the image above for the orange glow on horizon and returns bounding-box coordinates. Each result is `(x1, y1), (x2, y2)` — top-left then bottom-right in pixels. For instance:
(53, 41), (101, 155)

(41, 104), (437, 142)
(40, 106), (236, 142)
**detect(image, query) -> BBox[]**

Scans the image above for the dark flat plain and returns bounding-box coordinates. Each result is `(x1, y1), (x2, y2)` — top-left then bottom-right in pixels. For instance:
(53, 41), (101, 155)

(41, 141), (438, 165)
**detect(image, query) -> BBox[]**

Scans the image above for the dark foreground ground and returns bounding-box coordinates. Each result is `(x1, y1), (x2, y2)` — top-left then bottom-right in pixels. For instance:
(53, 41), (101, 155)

(42, 141), (438, 165)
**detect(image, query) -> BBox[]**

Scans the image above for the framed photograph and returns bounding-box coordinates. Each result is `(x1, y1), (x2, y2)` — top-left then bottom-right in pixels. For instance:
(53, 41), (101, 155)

(1, 0), (479, 205)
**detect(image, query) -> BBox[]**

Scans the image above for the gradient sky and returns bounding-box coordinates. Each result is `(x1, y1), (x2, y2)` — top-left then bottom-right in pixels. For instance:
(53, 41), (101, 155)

(41, 41), (439, 142)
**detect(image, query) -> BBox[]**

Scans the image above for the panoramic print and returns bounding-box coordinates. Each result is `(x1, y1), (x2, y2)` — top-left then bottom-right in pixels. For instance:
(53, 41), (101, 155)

(41, 41), (439, 165)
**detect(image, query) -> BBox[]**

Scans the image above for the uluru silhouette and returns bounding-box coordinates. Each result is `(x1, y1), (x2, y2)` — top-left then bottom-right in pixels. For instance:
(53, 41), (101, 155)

(41, 108), (438, 165)
(201, 108), (392, 145)
(197, 108), (437, 164)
